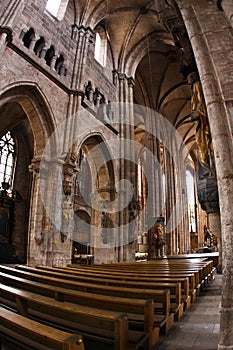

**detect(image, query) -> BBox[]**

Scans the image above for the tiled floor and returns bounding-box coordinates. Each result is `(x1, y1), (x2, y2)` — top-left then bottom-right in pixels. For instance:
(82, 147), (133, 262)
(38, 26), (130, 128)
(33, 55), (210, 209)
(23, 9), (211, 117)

(153, 273), (222, 350)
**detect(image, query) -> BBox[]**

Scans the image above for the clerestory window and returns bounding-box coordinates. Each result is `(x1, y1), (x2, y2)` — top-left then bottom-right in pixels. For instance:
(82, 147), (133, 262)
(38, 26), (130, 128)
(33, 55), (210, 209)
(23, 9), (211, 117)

(94, 29), (107, 67)
(45, 0), (69, 20)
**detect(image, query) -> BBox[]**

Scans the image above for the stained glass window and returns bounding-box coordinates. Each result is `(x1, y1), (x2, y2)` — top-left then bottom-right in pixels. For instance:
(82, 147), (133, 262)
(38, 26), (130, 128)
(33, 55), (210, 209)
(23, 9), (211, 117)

(0, 131), (15, 188)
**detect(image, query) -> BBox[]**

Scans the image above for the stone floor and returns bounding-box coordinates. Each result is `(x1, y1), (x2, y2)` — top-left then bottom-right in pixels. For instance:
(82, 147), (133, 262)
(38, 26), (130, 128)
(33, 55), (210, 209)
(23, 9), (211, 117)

(153, 273), (222, 350)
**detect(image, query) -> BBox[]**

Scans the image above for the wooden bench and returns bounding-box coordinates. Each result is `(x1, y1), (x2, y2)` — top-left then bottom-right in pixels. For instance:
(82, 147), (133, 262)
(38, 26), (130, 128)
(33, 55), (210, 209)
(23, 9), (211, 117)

(81, 261), (205, 296)
(0, 305), (84, 350)
(65, 265), (197, 302)
(15, 265), (183, 320)
(0, 284), (148, 350)
(0, 265), (173, 330)
(92, 259), (214, 286)
(0, 270), (161, 346)
(126, 262), (212, 292)
(36, 265), (191, 311)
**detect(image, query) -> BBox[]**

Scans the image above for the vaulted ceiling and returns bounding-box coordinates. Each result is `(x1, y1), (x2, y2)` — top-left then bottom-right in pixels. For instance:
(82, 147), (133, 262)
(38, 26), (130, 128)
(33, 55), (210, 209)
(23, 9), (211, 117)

(76, 0), (197, 157)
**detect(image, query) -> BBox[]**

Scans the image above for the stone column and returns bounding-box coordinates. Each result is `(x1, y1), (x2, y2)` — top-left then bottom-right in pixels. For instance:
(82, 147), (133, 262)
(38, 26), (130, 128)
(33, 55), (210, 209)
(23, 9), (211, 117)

(50, 53), (57, 71)
(165, 151), (175, 255)
(91, 186), (117, 264)
(176, 2), (233, 348)
(40, 42), (50, 60)
(114, 72), (137, 262)
(27, 159), (48, 265)
(29, 34), (37, 52)
(0, 0), (23, 27)
(71, 26), (93, 91)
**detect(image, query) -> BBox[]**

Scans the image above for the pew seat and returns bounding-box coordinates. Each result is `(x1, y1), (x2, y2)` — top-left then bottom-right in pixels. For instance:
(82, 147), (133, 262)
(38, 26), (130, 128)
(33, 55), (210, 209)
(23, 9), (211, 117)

(0, 305), (84, 350)
(0, 284), (148, 350)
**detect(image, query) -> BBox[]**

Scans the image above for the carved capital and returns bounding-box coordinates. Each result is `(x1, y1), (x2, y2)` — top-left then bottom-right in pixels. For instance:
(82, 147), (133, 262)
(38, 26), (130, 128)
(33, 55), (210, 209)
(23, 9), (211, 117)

(118, 72), (126, 81)
(127, 76), (135, 88)
(29, 159), (41, 174)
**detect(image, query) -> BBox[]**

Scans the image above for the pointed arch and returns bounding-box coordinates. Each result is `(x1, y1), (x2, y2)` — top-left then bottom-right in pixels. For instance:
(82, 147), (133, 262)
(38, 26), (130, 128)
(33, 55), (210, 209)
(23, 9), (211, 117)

(0, 82), (56, 158)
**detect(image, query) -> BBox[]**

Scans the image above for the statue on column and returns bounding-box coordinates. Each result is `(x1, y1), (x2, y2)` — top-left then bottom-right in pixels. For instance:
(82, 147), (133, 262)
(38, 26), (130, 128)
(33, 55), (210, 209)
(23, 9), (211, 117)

(187, 72), (215, 178)
(187, 72), (219, 215)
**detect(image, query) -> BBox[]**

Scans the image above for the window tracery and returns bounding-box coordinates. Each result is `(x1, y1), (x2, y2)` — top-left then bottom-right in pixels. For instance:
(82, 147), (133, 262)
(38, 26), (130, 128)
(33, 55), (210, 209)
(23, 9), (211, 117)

(0, 131), (16, 188)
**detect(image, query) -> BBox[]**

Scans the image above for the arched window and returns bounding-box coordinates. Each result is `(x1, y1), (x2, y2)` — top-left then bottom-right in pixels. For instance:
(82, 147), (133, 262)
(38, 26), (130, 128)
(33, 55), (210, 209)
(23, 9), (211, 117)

(94, 28), (107, 67)
(22, 27), (35, 48)
(45, 0), (69, 20)
(55, 54), (64, 74)
(0, 131), (16, 188)
(45, 45), (55, 66)
(33, 37), (45, 57)
(186, 169), (196, 233)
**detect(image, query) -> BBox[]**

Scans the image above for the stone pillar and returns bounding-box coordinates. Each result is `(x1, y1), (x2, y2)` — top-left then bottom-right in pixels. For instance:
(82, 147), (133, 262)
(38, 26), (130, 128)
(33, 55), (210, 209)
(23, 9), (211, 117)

(40, 42), (50, 60)
(71, 26), (93, 91)
(0, 0), (23, 27)
(90, 187), (117, 264)
(27, 159), (48, 265)
(176, 2), (233, 348)
(114, 72), (137, 262)
(29, 35), (37, 52)
(50, 54), (57, 71)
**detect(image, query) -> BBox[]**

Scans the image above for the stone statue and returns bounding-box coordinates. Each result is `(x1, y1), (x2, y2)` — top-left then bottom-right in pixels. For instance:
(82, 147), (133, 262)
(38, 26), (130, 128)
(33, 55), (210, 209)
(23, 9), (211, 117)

(101, 211), (107, 228)
(101, 211), (107, 244)
(152, 221), (166, 258)
(187, 72), (215, 178)
(85, 80), (93, 102)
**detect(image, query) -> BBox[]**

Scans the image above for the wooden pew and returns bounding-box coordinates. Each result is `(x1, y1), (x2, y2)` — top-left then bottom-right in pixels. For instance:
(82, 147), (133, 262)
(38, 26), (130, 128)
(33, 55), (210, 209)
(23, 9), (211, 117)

(0, 284), (148, 350)
(36, 265), (191, 311)
(0, 305), (84, 350)
(78, 261), (206, 296)
(0, 270), (161, 346)
(0, 265), (173, 331)
(99, 259), (211, 294)
(15, 265), (183, 320)
(90, 259), (214, 286)
(65, 265), (197, 302)
(150, 259), (215, 284)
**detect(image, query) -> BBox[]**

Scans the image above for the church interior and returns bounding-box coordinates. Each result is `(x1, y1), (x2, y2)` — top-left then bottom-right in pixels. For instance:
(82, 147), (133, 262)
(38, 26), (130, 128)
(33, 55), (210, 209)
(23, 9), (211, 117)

(0, 0), (233, 349)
